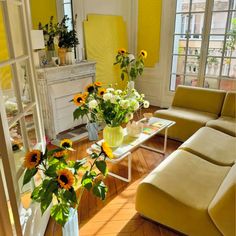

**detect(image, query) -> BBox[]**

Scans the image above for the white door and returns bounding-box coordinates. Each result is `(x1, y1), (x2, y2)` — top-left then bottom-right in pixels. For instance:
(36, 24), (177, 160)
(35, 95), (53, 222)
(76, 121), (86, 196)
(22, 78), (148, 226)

(0, 0), (48, 235)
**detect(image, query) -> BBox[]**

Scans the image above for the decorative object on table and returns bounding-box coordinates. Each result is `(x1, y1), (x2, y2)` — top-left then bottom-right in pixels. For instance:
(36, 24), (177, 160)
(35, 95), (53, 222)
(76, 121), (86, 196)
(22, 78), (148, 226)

(51, 56), (60, 66)
(58, 15), (79, 65)
(38, 16), (59, 62)
(86, 122), (99, 141)
(143, 113), (153, 123)
(31, 30), (45, 67)
(22, 139), (113, 232)
(72, 82), (150, 147)
(114, 48), (147, 89)
(126, 121), (143, 138)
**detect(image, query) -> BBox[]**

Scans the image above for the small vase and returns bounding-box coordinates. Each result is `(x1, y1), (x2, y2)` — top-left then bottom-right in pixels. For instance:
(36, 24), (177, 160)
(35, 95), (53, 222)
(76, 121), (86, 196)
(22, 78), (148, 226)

(103, 125), (124, 148)
(127, 81), (135, 90)
(86, 122), (99, 141)
(46, 50), (56, 63)
(58, 48), (67, 66)
(62, 208), (79, 236)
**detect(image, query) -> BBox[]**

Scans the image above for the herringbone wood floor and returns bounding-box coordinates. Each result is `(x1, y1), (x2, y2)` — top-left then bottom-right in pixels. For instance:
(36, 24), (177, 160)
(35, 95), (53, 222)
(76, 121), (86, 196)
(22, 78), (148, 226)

(44, 107), (183, 236)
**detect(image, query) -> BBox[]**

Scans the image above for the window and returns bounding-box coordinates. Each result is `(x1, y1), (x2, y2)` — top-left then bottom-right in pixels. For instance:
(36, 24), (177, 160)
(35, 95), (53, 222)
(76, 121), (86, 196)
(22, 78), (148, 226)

(170, 0), (236, 91)
(57, 0), (73, 30)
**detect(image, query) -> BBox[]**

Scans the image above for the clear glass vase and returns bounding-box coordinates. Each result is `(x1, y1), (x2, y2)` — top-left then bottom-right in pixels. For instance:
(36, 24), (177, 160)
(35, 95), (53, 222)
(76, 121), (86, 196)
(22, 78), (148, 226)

(62, 208), (79, 236)
(103, 125), (124, 148)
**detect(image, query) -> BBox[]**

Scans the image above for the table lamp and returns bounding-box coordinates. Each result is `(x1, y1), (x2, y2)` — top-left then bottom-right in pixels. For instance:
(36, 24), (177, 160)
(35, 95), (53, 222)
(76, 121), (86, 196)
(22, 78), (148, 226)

(31, 30), (45, 67)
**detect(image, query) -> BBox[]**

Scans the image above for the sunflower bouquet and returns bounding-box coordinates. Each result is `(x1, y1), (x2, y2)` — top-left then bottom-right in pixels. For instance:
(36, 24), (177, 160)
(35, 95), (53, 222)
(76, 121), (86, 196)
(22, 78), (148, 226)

(22, 139), (113, 226)
(72, 82), (150, 127)
(114, 48), (147, 82)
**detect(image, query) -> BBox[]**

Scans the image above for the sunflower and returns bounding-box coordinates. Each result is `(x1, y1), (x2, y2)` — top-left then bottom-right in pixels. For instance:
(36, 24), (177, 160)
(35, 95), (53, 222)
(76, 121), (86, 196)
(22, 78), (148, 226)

(53, 150), (68, 159)
(73, 94), (85, 106)
(83, 92), (89, 99)
(60, 139), (73, 149)
(24, 150), (42, 169)
(98, 88), (106, 96)
(57, 169), (74, 190)
(101, 142), (114, 159)
(94, 81), (102, 87)
(118, 48), (127, 54)
(140, 50), (147, 59)
(86, 84), (95, 93)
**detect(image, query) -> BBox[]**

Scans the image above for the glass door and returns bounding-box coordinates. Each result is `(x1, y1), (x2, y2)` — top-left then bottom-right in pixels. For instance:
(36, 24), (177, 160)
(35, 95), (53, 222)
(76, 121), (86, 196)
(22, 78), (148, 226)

(0, 0), (46, 235)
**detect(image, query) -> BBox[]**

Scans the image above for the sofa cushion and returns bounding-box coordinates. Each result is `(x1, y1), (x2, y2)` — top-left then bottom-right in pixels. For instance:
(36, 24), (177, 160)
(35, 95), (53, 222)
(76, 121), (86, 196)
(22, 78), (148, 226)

(179, 127), (236, 166)
(172, 85), (226, 115)
(206, 116), (236, 137)
(136, 150), (230, 236)
(221, 91), (236, 118)
(155, 107), (217, 141)
(208, 163), (236, 236)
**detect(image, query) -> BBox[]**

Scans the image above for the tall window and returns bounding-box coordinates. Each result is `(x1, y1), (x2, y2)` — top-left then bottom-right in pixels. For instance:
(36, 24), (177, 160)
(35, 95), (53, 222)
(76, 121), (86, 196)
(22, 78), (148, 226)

(57, 0), (73, 30)
(170, 0), (236, 91)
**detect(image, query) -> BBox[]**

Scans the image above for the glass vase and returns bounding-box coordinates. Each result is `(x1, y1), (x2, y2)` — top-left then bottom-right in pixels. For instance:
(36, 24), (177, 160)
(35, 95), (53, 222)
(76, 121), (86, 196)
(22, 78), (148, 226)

(62, 208), (79, 236)
(86, 122), (99, 141)
(103, 125), (124, 148)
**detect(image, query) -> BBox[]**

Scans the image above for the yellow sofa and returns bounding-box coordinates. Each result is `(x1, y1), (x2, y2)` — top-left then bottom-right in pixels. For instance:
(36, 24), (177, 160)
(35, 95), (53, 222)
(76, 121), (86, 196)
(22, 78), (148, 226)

(179, 127), (236, 166)
(206, 91), (236, 137)
(155, 86), (226, 141)
(135, 149), (235, 236)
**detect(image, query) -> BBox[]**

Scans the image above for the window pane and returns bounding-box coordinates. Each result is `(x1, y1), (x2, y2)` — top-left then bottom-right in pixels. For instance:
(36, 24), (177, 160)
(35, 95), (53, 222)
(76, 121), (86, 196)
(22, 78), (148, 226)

(228, 13), (236, 33)
(232, 0), (236, 10)
(192, 0), (206, 12)
(189, 13), (204, 34)
(225, 35), (236, 57)
(176, 0), (190, 13)
(186, 56), (199, 74)
(222, 58), (236, 77)
(213, 0), (229, 11)
(64, 3), (72, 19)
(206, 57), (221, 77)
(170, 74), (184, 91)
(220, 79), (236, 90)
(204, 78), (220, 89)
(171, 55), (186, 75)
(208, 36), (224, 56)
(211, 12), (228, 34)
(188, 39), (202, 55)
(175, 13), (189, 34)
(185, 75), (198, 86)
(173, 35), (187, 54)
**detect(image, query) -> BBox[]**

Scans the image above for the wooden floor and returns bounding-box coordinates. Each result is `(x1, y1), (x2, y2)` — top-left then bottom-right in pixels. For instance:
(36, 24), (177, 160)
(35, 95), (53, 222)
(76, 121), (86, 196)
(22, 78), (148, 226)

(45, 107), (183, 236)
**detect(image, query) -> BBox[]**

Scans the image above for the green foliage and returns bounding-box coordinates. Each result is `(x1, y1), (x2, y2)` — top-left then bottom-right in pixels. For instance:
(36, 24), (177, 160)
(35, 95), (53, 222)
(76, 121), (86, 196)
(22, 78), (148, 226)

(23, 140), (112, 226)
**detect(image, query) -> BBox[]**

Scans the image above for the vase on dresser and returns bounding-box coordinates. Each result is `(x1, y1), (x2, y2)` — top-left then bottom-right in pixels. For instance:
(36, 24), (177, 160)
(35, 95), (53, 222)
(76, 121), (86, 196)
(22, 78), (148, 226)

(66, 48), (74, 65)
(58, 48), (67, 65)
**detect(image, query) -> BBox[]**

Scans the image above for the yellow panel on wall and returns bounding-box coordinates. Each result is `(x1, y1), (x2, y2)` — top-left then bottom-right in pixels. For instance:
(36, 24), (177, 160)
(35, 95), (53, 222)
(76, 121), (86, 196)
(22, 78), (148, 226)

(138, 0), (162, 67)
(30, 0), (58, 29)
(84, 14), (128, 89)
(0, 7), (12, 90)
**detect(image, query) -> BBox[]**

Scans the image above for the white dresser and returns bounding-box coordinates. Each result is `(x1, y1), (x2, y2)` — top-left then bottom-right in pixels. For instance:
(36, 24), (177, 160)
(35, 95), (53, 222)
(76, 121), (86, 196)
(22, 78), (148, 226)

(36, 61), (96, 140)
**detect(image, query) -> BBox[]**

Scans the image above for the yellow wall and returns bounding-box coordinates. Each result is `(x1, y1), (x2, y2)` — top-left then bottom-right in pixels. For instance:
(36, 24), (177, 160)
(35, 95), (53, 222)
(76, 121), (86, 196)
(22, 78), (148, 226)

(84, 14), (128, 89)
(137, 0), (162, 67)
(30, 0), (58, 29)
(0, 7), (11, 90)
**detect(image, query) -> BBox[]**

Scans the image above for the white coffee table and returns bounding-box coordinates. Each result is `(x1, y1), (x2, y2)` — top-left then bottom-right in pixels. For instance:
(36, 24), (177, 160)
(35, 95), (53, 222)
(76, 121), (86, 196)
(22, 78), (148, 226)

(96, 117), (175, 182)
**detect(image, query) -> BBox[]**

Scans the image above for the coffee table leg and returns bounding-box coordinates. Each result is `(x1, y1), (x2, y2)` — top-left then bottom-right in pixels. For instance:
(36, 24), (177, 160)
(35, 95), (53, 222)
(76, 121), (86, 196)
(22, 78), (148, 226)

(140, 127), (169, 155)
(108, 152), (132, 182)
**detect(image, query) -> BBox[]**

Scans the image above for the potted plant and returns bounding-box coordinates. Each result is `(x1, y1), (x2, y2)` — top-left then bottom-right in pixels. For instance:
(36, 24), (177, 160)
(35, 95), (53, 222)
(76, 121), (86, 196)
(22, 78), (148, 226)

(73, 82), (149, 147)
(58, 15), (79, 65)
(22, 139), (113, 235)
(38, 16), (59, 62)
(114, 48), (147, 90)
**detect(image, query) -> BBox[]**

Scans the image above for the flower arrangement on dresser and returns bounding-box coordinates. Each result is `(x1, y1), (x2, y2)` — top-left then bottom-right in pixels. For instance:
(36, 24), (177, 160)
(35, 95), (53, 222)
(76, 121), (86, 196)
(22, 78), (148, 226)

(22, 139), (113, 227)
(72, 82), (150, 147)
(114, 48), (147, 89)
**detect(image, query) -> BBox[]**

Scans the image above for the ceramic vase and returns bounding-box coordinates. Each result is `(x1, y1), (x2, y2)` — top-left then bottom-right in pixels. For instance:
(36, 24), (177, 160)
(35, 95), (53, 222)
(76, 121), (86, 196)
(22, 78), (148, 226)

(62, 208), (79, 236)
(66, 49), (73, 65)
(103, 125), (124, 148)
(86, 122), (99, 141)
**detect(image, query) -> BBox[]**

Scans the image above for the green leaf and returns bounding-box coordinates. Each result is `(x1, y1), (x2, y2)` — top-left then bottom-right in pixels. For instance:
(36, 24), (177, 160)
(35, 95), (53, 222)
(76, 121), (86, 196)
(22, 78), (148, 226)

(23, 168), (37, 186)
(50, 204), (70, 226)
(81, 177), (93, 190)
(95, 160), (108, 176)
(44, 164), (58, 177)
(91, 153), (98, 159)
(63, 188), (77, 204)
(31, 184), (43, 202)
(92, 181), (108, 200)
(74, 158), (87, 171)
(41, 194), (52, 214)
